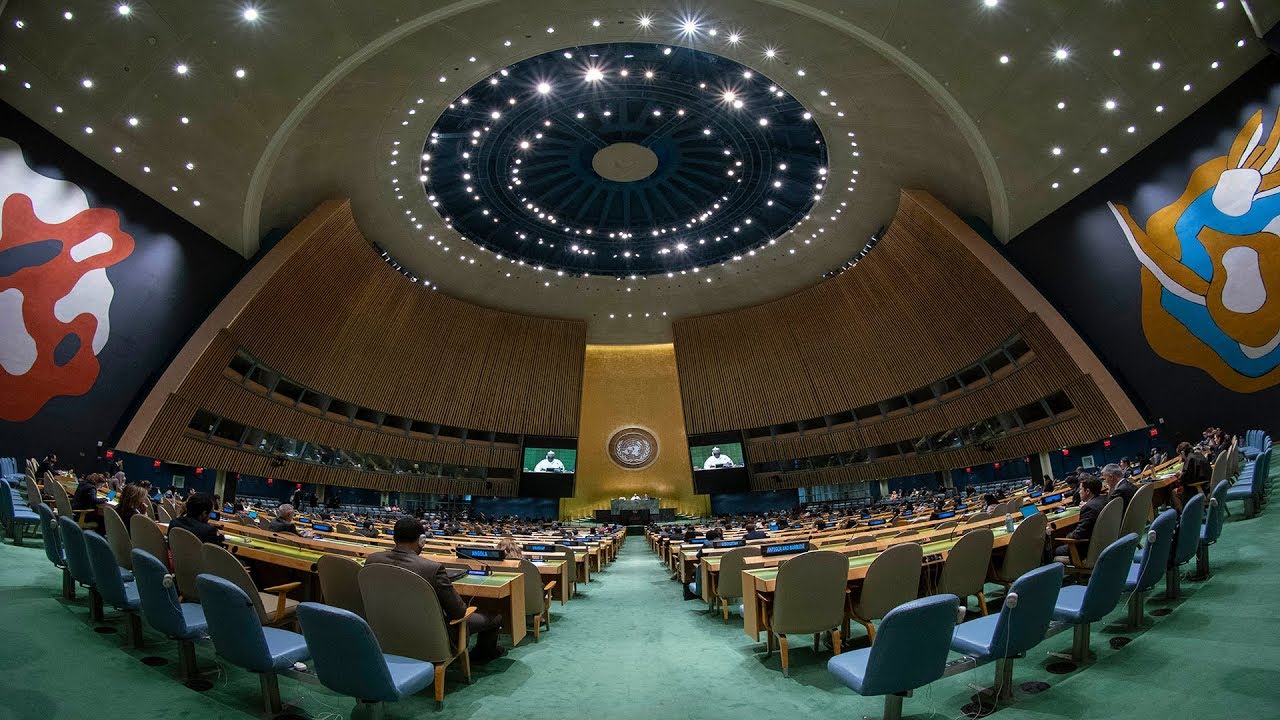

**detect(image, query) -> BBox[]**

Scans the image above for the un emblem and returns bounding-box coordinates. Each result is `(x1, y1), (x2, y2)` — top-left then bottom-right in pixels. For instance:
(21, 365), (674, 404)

(609, 428), (658, 470)
(1110, 107), (1280, 392)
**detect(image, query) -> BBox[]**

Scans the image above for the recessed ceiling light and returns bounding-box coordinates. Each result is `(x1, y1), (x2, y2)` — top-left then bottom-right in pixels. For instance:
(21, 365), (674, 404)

(1150, 60), (1162, 70)
(83, 126), (93, 134)
(764, 47), (776, 58)
(1057, 101), (1066, 109)
(1112, 48), (1122, 57)
(192, 199), (201, 206)
(758, 118), (768, 126)
(1099, 146), (1109, 154)
(63, 10), (74, 20)
(1216, 0), (1226, 7)
(728, 33), (741, 44)
(81, 78), (93, 88)
(242, 7), (259, 21)
(1127, 125), (1136, 133)
(14, 19), (24, 29)
(175, 63), (189, 75)
(546, 26), (554, 33)
(235, 68), (246, 78)
(1155, 104), (1164, 113)
(1054, 47), (1069, 61)
(1104, 99), (1117, 110)
(1183, 83), (1192, 91)
(185, 161), (195, 170)
(1237, 39), (1246, 47)
(1072, 167), (1081, 174)
(591, 19), (601, 27)
(638, 15), (652, 27)
(117, 4), (131, 15)
(54, 105), (63, 113)
(180, 116), (189, 124)
(984, 0), (998, 6)
(1210, 60), (1220, 69)
(1052, 146), (1062, 156)
(999, 54), (1009, 64)
(536, 82), (551, 94)
(1051, 181), (1059, 189)
(142, 165), (150, 173)
(585, 68), (603, 82)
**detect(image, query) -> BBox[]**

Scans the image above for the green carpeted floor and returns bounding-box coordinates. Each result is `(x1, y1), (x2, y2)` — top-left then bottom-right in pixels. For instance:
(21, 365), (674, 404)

(1, 463), (1276, 720)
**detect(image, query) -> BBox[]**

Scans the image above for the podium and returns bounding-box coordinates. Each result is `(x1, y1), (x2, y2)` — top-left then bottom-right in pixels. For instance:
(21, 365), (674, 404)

(610, 498), (659, 526)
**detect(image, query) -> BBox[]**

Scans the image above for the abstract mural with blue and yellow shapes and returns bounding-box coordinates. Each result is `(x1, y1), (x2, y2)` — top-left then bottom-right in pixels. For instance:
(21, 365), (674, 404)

(1109, 107), (1280, 393)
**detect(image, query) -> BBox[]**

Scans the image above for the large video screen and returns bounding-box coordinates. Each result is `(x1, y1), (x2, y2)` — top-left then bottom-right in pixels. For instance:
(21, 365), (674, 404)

(522, 447), (577, 474)
(690, 442), (745, 471)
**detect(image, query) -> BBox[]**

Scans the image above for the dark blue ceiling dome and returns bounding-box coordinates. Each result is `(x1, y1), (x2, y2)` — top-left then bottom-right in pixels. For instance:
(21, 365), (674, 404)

(423, 42), (829, 277)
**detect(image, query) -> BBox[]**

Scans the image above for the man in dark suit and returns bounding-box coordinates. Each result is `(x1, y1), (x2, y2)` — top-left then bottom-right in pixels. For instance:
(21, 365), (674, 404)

(365, 517), (506, 664)
(167, 493), (224, 546)
(268, 504), (309, 537)
(742, 522), (768, 540)
(1101, 463), (1137, 511)
(1050, 476), (1106, 561)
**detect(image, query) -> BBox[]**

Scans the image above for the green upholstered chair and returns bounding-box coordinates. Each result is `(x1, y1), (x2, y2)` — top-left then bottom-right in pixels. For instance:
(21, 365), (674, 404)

(758, 550), (849, 676)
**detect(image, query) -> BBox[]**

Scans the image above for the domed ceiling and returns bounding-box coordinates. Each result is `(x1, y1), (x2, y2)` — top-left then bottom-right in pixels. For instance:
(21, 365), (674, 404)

(0, 0), (1269, 342)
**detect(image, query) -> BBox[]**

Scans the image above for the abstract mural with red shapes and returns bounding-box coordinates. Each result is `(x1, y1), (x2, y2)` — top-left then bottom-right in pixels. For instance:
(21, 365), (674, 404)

(0, 137), (135, 421)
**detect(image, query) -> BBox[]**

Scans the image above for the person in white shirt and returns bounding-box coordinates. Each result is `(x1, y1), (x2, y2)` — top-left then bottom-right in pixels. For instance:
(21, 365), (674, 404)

(631, 494), (641, 501)
(534, 451), (566, 472)
(702, 447), (736, 469)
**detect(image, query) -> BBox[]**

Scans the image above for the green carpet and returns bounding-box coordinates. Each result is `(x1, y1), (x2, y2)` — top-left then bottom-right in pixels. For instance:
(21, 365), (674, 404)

(1, 463), (1275, 720)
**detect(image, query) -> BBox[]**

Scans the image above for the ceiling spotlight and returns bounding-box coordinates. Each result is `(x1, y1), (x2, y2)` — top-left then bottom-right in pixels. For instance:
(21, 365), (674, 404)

(1104, 99), (1117, 110)
(680, 18), (699, 34)
(546, 26), (554, 32)
(758, 118), (768, 126)
(1056, 101), (1066, 109)
(1150, 60), (1162, 70)
(1072, 167), (1081, 174)
(644, 69), (655, 79)
(1052, 146), (1062, 156)
(64, 11), (74, 20)
(185, 161), (195, 170)
(764, 47), (777, 58)
(1237, 39), (1246, 47)
(999, 55), (1009, 64)
(1156, 104), (1164, 112)
(55, 106), (63, 113)
(1112, 48), (1122, 57)
(1127, 125), (1136, 133)
(84, 126), (93, 134)
(536, 82), (551, 94)
(728, 33), (741, 44)
(180, 116), (190, 124)
(1053, 47), (1069, 61)
(117, 4), (131, 15)
(175, 63), (189, 75)
(722, 90), (737, 103)
(242, 7), (259, 21)
(81, 78), (93, 88)
(984, 0), (998, 5)
(235, 68), (246, 78)
(585, 67), (604, 82)
(638, 14), (652, 28)
(592, 19), (601, 27)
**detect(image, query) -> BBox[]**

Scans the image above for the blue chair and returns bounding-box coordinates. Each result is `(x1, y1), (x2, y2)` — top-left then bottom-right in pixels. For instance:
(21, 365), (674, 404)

(1051, 533), (1139, 663)
(296, 603), (434, 719)
(84, 530), (144, 647)
(0, 480), (39, 545)
(196, 573), (310, 715)
(828, 594), (960, 720)
(1193, 480), (1230, 580)
(950, 563), (1064, 705)
(58, 516), (104, 622)
(1122, 509), (1176, 628)
(35, 504), (74, 600)
(131, 549), (209, 684)
(1165, 492), (1205, 600)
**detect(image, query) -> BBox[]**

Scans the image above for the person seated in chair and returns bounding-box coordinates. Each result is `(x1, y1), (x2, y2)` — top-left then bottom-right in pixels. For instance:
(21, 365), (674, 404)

(167, 493), (224, 546)
(1101, 463), (1137, 511)
(72, 473), (108, 532)
(356, 520), (381, 539)
(1049, 476), (1105, 562)
(366, 517), (506, 664)
(268, 503), (311, 537)
(742, 522), (768, 540)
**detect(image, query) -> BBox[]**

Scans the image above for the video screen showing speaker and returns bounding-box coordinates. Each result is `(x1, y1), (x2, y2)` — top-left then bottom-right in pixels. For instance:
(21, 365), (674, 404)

(519, 436), (577, 498)
(688, 432), (749, 493)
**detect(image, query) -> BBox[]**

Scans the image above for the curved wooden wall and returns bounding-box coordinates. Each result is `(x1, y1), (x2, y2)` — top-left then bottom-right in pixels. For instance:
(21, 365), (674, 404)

(674, 190), (1145, 488)
(120, 200), (585, 495)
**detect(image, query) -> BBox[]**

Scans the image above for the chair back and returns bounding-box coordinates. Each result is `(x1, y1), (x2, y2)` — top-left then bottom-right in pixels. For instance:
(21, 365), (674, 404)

(772, 550), (852, 635)
(35, 503), (64, 568)
(855, 542), (923, 621)
(1131, 509), (1177, 592)
(1118, 483), (1154, 544)
(965, 511), (992, 523)
(359, 563), (453, 662)
(102, 506), (134, 570)
(859, 593), (961, 696)
(57, 516), (96, 585)
(25, 476), (42, 509)
(131, 514), (169, 570)
(131, 549), (204, 639)
(48, 480), (74, 519)
(1210, 448), (1232, 485)
(995, 511), (1047, 582)
(156, 504), (173, 523)
(1203, 480), (1229, 544)
(715, 546), (762, 600)
(296, 603), (404, 703)
(318, 554), (366, 618)
(167, 526), (205, 601)
(1074, 533), (1139, 622)
(84, 530), (134, 610)
(516, 559), (547, 616)
(937, 528), (994, 600)
(987, 563), (1064, 658)
(195, 574), (273, 672)
(1082, 498), (1124, 568)
(202, 543), (270, 624)
(554, 544), (577, 583)
(1171, 492), (1205, 566)
(162, 499), (179, 518)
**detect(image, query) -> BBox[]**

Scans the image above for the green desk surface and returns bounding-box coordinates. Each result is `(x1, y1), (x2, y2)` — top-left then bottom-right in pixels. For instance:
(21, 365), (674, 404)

(454, 572), (520, 588)
(226, 535), (324, 562)
(742, 507), (1080, 582)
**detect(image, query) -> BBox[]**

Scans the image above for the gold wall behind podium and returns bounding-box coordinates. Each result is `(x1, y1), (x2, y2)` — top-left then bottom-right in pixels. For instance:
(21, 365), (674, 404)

(564, 344), (710, 519)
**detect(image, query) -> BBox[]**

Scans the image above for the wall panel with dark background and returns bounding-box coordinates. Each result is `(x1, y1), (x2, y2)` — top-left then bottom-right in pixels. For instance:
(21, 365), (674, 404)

(1004, 57), (1280, 444)
(0, 102), (244, 470)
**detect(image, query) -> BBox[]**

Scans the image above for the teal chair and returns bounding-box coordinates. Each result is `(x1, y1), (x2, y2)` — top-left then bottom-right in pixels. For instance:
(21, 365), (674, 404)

(196, 574), (310, 715)
(84, 530), (144, 647)
(0, 480), (39, 545)
(131, 549), (208, 684)
(1193, 480), (1230, 580)
(950, 563), (1064, 706)
(1051, 533), (1139, 663)
(1165, 493), (1205, 600)
(827, 594), (960, 720)
(296, 602), (435, 719)
(57, 516), (104, 622)
(36, 504), (74, 600)
(1122, 509), (1176, 628)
